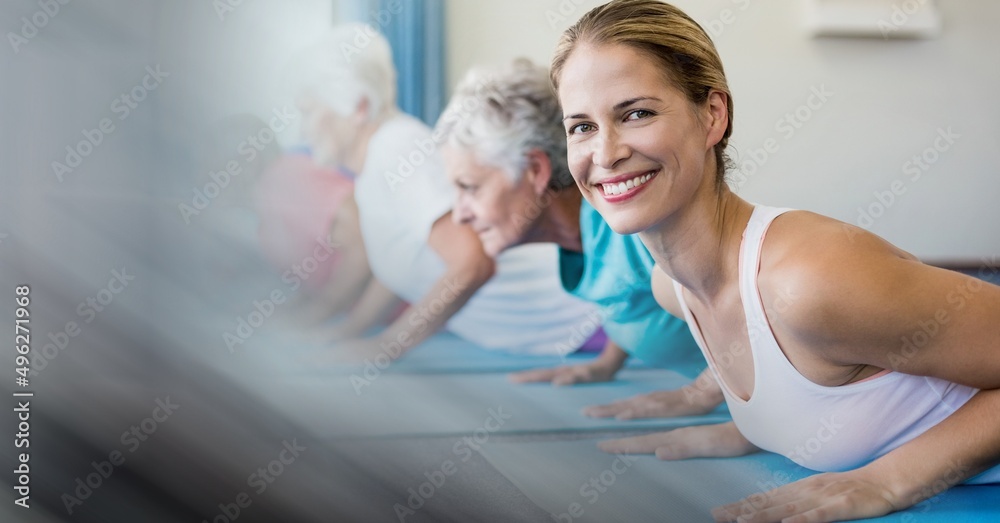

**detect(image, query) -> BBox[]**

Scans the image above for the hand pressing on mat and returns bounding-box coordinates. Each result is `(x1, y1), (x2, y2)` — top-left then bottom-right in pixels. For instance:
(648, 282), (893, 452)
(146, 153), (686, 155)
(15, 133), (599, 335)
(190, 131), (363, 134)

(597, 421), (759, 459)
(509, 361), (617, 386)
(598, 425), (893, 522)
(509, 341), (629, 386)
(583, 367), (724, 419)
(714, 389), (1000, 523)
(711, 468), (897, 523)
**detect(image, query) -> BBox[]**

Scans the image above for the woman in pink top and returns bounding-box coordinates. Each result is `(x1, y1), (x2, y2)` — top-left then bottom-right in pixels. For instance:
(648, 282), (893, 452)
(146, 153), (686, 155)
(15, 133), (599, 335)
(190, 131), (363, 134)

(254, 153), (372, 325)
(552, 1), (1000, 522)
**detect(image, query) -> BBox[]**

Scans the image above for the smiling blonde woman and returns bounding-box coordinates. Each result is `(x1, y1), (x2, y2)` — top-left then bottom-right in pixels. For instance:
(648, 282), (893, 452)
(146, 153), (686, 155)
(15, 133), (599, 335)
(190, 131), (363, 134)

(551, 1), (1000, 522)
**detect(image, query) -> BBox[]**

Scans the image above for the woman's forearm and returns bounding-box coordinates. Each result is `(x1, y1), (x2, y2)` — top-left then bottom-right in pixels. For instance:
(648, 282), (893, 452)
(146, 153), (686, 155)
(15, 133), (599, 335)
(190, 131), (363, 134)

(319, 251), (373, 318)
(867, 387), (1000, 509)
(376, 265), (491, 357)
(340, 278), (403, 337)
(679, 367), (724, 411)
(593, 340), (629, 371)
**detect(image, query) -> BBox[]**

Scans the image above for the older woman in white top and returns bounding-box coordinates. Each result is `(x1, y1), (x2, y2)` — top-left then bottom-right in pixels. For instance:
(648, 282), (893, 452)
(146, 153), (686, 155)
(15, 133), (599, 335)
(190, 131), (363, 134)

(292, 24), (599, 359)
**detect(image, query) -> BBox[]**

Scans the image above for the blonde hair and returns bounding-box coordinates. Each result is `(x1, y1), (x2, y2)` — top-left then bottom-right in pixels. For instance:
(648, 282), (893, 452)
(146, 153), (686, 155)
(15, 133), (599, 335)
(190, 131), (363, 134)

(551, 0), (733, 185)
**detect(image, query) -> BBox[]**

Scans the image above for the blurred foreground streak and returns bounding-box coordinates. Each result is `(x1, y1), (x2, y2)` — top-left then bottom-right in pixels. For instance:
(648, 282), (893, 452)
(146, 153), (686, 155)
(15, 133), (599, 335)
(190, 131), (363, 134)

(0, 1), (440, 521)
(0, 200), (401, 522)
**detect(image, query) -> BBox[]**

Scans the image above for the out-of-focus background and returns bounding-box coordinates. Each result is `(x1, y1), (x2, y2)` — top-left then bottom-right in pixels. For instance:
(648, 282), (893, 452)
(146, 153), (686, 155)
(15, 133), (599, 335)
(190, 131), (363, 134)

(1, 1), (997, 522)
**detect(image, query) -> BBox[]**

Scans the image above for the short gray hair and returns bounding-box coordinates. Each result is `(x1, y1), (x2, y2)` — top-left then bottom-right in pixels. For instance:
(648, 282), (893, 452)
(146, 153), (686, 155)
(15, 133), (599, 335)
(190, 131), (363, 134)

(436, 58), (573, 190)
(293, 23), (397, 120)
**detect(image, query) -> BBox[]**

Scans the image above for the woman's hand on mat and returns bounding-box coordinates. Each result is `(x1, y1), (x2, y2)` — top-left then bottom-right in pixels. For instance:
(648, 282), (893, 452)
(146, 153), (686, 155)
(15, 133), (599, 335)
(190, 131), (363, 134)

(508, 362), (618, 386)
(711, 467), (898, 523)
(597, 421), (758, 459)
(583, 387), (719, 420)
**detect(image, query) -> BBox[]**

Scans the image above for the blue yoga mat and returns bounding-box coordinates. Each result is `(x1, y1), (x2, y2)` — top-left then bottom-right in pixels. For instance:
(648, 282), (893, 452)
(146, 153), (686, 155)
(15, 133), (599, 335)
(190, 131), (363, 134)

(478, 438), (1000, 523)
(245, 369), (729, 438)
(237, 330), (654, 375)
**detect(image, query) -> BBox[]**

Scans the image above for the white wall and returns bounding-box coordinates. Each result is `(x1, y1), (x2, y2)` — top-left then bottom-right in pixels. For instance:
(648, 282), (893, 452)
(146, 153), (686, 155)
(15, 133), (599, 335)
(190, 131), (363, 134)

(155, 0), (337, 153)
(446, 0), (1000, 264)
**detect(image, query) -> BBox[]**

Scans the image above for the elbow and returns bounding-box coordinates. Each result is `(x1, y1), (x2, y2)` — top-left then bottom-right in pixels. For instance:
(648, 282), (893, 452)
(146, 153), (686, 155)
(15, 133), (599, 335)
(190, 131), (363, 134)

(452, 255), (496, 292)
(466, 256), (497, 286)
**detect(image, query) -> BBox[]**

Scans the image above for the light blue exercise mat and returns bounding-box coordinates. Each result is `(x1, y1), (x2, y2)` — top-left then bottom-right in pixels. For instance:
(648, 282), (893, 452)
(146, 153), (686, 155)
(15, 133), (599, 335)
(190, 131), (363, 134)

(247, 369), (729, 438)
(241, 330), (655, 375)
(478, 439), (1000, 523)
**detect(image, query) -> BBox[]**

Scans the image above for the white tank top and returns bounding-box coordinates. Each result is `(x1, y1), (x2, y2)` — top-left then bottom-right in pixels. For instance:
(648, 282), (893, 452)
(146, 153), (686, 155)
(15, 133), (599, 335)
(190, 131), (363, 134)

(673, 205), (1000, 483)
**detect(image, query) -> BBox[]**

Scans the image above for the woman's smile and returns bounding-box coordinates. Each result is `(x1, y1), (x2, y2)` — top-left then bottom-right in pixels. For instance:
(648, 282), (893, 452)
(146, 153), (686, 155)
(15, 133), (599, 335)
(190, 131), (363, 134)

(595, 168), (659, 202)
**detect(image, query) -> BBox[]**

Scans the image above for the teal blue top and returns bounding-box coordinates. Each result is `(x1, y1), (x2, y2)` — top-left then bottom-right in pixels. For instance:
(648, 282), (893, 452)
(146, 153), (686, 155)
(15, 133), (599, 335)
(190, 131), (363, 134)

(559, 200), (705, 378)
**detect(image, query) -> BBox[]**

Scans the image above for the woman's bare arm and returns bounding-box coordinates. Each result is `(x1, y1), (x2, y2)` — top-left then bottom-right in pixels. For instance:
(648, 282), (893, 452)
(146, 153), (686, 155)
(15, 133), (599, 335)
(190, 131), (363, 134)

(722, 214), (1000, 523)
(372, 211), (496, 356)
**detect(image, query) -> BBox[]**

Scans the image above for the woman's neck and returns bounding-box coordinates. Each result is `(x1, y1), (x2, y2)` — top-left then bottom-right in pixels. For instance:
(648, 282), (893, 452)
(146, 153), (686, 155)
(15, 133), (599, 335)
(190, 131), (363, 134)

(345, 109), (395, 175)
(640, 185), (754, 305)
(522, 188), (584, 252)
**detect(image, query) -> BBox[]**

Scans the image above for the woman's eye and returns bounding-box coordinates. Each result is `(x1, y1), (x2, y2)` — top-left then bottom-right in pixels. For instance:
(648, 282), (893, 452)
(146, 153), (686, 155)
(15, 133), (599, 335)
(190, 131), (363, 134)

(626, 109), (653, 121)
(568, 123), (595, 135)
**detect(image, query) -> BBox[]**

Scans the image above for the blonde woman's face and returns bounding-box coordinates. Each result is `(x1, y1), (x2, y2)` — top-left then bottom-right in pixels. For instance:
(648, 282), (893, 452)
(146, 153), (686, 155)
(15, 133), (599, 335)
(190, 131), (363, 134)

(558, 43), (716, 235)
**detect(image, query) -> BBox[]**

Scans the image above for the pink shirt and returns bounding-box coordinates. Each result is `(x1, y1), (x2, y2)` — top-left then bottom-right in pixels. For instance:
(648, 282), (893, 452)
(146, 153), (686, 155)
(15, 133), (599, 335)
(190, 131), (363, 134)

(254, 154), (353, 292)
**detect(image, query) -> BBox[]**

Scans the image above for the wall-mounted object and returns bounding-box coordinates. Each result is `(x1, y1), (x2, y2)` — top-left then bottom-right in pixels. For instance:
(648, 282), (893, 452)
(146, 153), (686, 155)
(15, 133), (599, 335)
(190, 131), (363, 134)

(803, 0), (942, 39)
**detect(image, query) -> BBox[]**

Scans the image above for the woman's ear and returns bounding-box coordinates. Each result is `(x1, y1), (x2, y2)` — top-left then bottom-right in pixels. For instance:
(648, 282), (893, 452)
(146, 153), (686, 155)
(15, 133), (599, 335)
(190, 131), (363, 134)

(352, 97), (371, 125)
(524, 148), (553, 196)
(704, 90), (729, 150)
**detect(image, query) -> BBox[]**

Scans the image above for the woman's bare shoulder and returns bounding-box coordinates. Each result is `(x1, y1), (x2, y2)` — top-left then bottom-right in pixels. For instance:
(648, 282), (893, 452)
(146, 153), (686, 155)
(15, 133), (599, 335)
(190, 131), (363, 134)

(757, 210), (1000, 384)
(755, 211), (919, 352)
